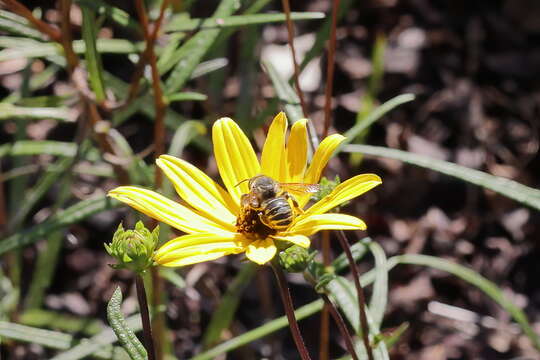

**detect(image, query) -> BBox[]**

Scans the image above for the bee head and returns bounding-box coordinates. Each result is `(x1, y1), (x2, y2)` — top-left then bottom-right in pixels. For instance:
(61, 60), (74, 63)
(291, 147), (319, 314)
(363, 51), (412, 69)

(249, 175), (278, 199)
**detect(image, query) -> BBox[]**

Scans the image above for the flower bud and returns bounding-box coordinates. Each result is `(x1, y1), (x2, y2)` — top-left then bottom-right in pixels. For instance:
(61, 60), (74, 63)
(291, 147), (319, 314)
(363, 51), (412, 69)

(104, 221), (159, 273)
(278, 245), (315, 273)
(311, 176), (346, 212)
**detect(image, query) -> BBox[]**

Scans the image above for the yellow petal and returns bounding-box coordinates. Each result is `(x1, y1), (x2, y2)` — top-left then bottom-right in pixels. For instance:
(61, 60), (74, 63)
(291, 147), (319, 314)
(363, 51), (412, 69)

(303, 174), (382, 216)
(287, 214), (366, 236)
(213, 117), (260, 204)
(304, 134), (346, 184)
(154, 231), (241, 257)
(154, 232), (247, 266)
(286, 119), (308, 182)
(157, 155), (238, 228)
(108, 186), (229, 234)
(261, 112), (288, 181)
(158, 251), (240, 267)
(271, 234), (311, 248)
(245, 237), (277, 265)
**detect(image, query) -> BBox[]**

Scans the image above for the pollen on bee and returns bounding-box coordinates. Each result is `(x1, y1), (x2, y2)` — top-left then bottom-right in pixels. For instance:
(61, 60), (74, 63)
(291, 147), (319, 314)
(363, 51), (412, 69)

(236, 207), (276, 239)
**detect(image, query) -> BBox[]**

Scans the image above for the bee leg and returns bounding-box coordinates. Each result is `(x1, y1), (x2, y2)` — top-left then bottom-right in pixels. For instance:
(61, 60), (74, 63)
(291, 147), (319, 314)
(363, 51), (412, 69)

(284, 192), (304, 214)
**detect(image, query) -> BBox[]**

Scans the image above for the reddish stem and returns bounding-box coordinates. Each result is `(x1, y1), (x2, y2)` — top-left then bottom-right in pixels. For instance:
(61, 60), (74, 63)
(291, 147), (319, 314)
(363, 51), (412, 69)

(281, 0), (308, 117)
(338, 231), (374, 360)
(322, 0), (340, 138)
(271, 262), (312, 360)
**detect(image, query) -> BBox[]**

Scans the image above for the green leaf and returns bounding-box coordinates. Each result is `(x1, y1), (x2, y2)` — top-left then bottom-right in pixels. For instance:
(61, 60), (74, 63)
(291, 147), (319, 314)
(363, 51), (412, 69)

(0, 141), (77, 158)
(191, 58), (228, 79)
(299, 0), (353, 71)
(261, 59), (303, 122)
(192, 299), (324, 360)
(325, 276), (390, 359)
(165, 12), (325, 32)
(19, 309), (101, 336)
(0, 103), (75, 122)
(75, 0), (140, 32)
(0, 320), (129, 359)
(107, 287), (147, 360)
(342, 144), (540, 211)
(50, 313), (143, 360)
(392, 254), (540, 350)
(203, 263), (257, 347)
(340, 94), (415, 149)
(166, 91), (208, 103)
(8, 157), (73, 231)
(0, 10), (43, 40)
(81, 7), (106, 102)
(0, 321), (73, 350)
(368, 242), (388, 331)
(0, 37), (143, 62)
(0, 196), (119, 256)
(163, 0), (240, 94)
(332, 240), (370, 273)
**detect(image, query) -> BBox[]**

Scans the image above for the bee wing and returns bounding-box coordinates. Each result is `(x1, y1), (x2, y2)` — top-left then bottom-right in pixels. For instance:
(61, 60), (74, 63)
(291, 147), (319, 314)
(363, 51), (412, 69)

(280, 182), (321, 195)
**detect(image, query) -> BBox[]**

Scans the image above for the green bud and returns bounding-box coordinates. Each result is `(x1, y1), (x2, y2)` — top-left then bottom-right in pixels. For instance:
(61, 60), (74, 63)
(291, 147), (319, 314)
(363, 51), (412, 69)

(311, 176), (347, 211)
(104, 221), (159, 273)
(278, 245), (315, 273)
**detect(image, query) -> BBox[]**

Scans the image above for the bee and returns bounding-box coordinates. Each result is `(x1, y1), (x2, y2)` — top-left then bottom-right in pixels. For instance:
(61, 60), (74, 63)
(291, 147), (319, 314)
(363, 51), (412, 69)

(236, 175), (320, 232)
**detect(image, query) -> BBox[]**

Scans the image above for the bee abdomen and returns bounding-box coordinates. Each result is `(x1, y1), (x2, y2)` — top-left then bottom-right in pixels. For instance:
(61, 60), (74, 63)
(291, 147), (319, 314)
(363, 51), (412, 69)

(261, 197), (293, 229)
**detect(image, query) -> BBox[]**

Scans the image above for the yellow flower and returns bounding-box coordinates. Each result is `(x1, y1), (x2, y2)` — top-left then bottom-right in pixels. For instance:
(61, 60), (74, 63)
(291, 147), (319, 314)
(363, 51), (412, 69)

(108, 112), (381, 266)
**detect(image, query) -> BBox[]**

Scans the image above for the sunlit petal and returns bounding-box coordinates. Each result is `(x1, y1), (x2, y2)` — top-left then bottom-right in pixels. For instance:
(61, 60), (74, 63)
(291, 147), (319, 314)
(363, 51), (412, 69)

(245, 237), (277, 265)
(213, 117), (260, 204)
(288, 214), (367, 236)
(154, 232), (247, 265)
(108, 186), (228, 234)
(157, 155), (238, 228)
(303, 134), (346, 184)
(302, 174), (382, 216)
(261, 112), (288, 181)
(286, 119), (308, 182)
(271, 234), (311, 248)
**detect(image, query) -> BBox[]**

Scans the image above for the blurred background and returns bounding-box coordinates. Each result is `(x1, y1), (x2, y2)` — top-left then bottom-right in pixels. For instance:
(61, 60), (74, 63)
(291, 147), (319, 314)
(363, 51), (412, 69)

(1, 0), (540, 359)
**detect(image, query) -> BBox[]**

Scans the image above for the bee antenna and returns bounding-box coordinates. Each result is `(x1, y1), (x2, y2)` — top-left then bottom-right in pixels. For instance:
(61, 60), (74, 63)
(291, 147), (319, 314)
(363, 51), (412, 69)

(235, 178), (250, 187)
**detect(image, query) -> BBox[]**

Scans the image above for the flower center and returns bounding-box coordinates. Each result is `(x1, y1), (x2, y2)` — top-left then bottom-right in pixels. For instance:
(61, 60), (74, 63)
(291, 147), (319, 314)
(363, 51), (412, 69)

(235, 207), (276, 240)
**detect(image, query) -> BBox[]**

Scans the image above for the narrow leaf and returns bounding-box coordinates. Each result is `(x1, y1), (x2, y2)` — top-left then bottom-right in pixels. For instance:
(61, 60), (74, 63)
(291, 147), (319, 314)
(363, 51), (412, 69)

(165, 12), (325, 32)
(343, 144), (540, 211)
(81, 7), (106, 102)
(368, 242), (388, 330)
(0, 196), (119, 256)
(0, 103), (75, 122)
(107, 287), (147, 360)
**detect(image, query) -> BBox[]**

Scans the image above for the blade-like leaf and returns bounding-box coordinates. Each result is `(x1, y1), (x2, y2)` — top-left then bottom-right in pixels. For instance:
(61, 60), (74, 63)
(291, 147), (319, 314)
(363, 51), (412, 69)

(107, 287), (147, 360)
(341, 94), (415, 149)
(203, 263), (257, 347)
(81, 7), (106, 102)
(165, 12), (324, 32)
(0, 103), (75, 122)
(0, 321), (73, 350)
(192, 299), (324, 360)
(164, 0), (240, 94)
(0, 196), (119, 256)
(75, 0), (140, 32)
(343, 144), (540, 211)
(368, 242), (388, 331)
(392, 254), (540, 350)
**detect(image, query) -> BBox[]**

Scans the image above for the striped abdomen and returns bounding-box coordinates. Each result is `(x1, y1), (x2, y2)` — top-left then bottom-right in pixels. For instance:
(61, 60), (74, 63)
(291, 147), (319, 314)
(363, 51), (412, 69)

(260, 196), (293, 230)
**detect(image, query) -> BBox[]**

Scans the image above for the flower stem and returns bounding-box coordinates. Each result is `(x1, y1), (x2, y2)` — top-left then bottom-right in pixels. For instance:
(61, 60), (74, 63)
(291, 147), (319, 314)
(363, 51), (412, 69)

(270, 261), (312, 360)
(135, 274), (156, 360)
(320, 293), (359, 360)
(337, 230), (374, 360)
